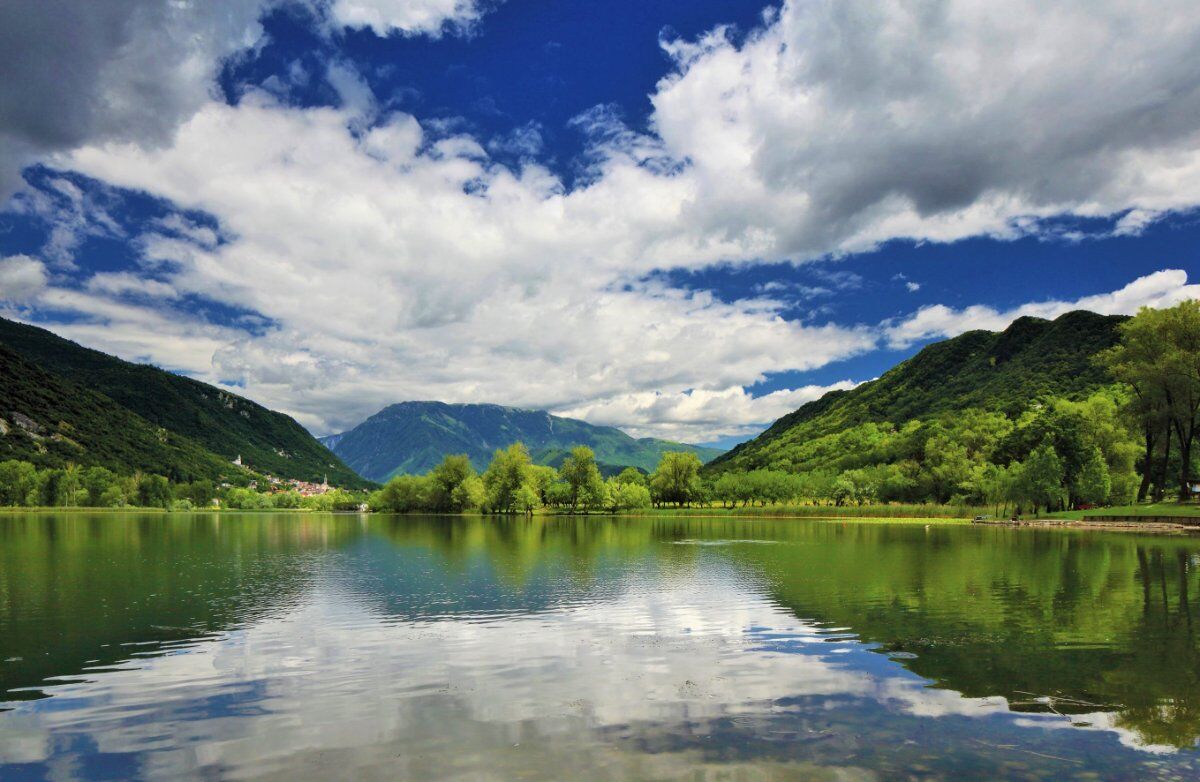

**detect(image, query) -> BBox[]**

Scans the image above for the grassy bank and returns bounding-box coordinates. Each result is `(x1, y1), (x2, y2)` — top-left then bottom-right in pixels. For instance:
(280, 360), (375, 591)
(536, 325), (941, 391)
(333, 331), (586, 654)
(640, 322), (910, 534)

(1046, 502), (1200, 520)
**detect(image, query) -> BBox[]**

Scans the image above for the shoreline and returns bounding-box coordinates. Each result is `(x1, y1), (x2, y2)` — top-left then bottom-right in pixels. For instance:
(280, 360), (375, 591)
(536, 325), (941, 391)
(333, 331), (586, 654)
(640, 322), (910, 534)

(972, 517), (1200, 534)
(5, 505), (1200, 534)
(5, 507), (1200, 533)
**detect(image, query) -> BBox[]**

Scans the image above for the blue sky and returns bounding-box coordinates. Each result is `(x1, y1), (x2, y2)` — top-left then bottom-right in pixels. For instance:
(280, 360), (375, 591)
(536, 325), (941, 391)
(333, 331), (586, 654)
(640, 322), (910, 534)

(1, 0), (1199, 443)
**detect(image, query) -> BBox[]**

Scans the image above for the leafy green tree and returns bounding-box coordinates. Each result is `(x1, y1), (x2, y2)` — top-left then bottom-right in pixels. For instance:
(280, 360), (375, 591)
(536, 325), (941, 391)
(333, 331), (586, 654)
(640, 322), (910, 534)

(0, 460), (38, 506)
(1163, 302), (1200, 496)
(483, 443), (535, 513)
(944, 409), (1014, 460)
(137, 474), (172, 508)
(605, 478), (652, 511)
(831, 475), (857, 507)
(54, 465), (83, 506)
(559, 445), (604, 512)
(997, 406), (1092, 498)
(924, 436), (972, 503)
(650, 452), (704, 506)
(301, 492), (335, 511)
(614, 467), (646, 487)
(962, 461), (1009, 513)
(544, 480), (572, 509)
(452, 475), (486, 511)
(119, 474), (140, 503)
(1055, 391), (1140, 504)
(796, 470), (837, 504)
(31, 469), (62, 507)
(742, 470), (771, 506)
(371, 475), (432, 512)
(181, 479), (216, 507)
(578, 473), (608, 511)
(225, 487), (270, 509)
(82, 466), (116, 507)
(514, 483), (540, 516)
(877, 461), (921, 503)
(428, 454), (478, 511)
(325, 489), (363, 511)
(731, 472), (758, 506)
(528, 464), (559, 504)
(1074, 446), (1112, 506)
(271, 490), (302, 509)
(98, 484), (127, 507)
(1019, 441), (1066, 513)
(1002, 460), (1026, 515)
(712, 472), (741, 508)
(1101, 302), (1200, 500)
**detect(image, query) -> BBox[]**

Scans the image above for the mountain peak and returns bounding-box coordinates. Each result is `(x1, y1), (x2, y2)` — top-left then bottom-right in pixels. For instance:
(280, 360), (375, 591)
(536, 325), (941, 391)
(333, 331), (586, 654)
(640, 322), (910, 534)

(323, 401), (723, 482)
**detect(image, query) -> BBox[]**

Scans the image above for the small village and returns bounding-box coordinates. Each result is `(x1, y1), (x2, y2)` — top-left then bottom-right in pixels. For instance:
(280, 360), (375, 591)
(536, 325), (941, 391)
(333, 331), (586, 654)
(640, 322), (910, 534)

(230, 455), (333, 497)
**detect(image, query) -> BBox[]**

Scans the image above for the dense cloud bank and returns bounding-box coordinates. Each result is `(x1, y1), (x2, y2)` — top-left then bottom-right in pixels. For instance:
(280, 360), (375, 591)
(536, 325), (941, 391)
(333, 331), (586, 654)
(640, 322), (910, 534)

(2, 1), (1200, 439)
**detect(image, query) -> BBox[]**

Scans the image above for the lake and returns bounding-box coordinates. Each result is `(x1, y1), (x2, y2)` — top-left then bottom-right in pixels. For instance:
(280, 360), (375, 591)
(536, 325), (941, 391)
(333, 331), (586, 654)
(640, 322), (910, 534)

(1, 513), (1199, 780)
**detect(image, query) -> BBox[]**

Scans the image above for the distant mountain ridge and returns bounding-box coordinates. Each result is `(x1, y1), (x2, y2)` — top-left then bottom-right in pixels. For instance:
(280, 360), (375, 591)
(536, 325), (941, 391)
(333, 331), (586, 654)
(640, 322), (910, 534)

(0, 316), (367, 487)
(707, 310), (1125, 473)
(321, 401), (725, 481)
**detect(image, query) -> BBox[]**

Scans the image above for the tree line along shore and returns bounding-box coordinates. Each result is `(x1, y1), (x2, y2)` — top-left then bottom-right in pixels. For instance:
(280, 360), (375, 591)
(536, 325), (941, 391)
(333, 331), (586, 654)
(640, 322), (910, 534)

(3, 302), (1200, 519)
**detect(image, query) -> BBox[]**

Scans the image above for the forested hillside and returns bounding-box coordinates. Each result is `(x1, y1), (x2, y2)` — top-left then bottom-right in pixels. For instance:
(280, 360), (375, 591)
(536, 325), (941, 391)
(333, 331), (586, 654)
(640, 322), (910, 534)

(711, 310), (1124, 474)
(322, 401), (723, 481)
(689, 310), (1146, 512)
(0, 344), (233, 481)
(0, 317), (367, 487)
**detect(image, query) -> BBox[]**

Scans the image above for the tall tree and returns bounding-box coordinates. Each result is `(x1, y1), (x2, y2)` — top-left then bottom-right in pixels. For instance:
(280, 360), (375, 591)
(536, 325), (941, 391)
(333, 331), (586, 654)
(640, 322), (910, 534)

(1019, 441), (1066, 514)
(650, 452), (704, 507)
(428, 454), (477, 511)
(483, 443), (535, 513)
(1163, 303), (1200, 499)
(558, 445), (604, 512)
(0, 460), (37, 506)
(1101, 302), (1200, 500)
(1074, 446), (1112, 506)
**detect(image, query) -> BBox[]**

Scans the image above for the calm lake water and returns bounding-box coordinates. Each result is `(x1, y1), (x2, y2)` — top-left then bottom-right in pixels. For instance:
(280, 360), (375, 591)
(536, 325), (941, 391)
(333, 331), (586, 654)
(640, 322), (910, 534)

(2, 514), (1200, 780)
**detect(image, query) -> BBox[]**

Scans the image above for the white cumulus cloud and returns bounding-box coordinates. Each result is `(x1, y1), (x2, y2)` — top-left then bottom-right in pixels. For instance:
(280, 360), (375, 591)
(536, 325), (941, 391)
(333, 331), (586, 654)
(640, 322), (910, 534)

(5, 0), (1200, 441)
(328, 0), (488, 37)
(0, 255), (49, 302)
(650, 0), (1200, 256)
(555, 382), (862, 443)
(0, 0), (498, 200)
(885, 269), (1200, 348)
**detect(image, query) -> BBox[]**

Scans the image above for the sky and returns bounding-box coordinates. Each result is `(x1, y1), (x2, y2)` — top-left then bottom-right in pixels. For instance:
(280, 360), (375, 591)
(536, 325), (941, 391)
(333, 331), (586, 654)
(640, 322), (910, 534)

(1, 0), (1199, 445)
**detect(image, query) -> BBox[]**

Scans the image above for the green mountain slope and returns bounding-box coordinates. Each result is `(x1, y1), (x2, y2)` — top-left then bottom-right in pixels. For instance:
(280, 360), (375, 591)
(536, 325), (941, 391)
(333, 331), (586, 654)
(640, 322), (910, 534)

(0, 344), (233, 480)
(321, 401), (724, 481)
(709, 310), (1124, 473)
(0, 317), (367, 487)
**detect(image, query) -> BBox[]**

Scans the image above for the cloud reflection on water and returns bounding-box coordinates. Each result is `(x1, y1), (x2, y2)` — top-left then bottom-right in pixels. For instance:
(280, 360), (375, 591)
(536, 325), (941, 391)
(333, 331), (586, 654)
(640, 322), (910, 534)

(0, 554), (1186, 780)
